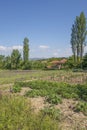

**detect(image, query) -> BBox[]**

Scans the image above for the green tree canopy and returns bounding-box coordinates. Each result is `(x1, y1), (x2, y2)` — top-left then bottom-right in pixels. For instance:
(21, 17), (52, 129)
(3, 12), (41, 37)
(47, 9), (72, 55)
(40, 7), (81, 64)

(82, 53), (87, 69)
(23, 37), (29, 63)
(11, 49), (21, 69)
(71, 12), (87, 63)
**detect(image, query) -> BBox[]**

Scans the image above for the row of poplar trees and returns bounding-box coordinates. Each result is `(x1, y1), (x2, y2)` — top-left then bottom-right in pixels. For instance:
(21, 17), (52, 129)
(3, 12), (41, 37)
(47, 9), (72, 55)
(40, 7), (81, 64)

(71, 12), (87, 63)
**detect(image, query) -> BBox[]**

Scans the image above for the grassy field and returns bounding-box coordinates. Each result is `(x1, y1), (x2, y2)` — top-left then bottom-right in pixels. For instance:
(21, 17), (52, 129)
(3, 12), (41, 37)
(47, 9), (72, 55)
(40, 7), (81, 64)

(0, 70), (87, 85)
(0, 70), (87, 130)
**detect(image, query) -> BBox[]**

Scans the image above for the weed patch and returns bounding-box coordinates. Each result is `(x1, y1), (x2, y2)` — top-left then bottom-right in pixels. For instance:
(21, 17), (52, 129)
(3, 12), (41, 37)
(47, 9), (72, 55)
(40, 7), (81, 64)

(74, 101), (87, 115)
(0, 95), (59, 130)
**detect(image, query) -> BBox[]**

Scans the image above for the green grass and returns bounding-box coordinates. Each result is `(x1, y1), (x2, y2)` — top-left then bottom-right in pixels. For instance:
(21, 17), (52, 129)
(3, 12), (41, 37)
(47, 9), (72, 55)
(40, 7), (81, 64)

(0, 70), (87, 85)
(74, 101), (87, 115)
(41, 106), (61, 120)
(0, 95), (59, 130)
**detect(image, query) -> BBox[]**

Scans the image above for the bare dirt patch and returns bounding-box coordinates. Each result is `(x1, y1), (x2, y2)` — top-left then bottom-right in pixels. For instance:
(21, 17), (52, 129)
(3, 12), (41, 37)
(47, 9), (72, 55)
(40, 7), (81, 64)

(30, 97), (46, 112)
(19, 87), (32, 96)
(55, 99), (87, 130)
(27, 97), (87, 130)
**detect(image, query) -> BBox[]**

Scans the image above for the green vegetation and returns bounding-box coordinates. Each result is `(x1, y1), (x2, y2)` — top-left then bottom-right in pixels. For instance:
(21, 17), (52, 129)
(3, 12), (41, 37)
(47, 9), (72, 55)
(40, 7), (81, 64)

(74, 102), (87, 115)
(41, 106), (61, 120)
(0, 96), (59, 130)
(13, 80), (87, 103)
(71, 12), (87, 63)
(46, 94), (62, 104)
(23, 37), (29, 63)
(0, 11), (87, 130)
(13, 84), (22, 93)
(11, 49), (21, 69)
(0, 70), (87, 85)
(0, 70), (87, 129)
(82, 53), (87, 69)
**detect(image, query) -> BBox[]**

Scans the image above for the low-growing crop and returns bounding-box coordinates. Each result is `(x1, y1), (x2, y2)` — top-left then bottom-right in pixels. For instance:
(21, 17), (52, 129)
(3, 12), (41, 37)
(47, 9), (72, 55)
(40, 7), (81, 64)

(74, 101), (87, 115)
(13, 85), (21, 93)
(46, 94), (62, 104)
(41, 106), (61, 120)
(13, 80), (87, 103)
(25, 89), (48, 97)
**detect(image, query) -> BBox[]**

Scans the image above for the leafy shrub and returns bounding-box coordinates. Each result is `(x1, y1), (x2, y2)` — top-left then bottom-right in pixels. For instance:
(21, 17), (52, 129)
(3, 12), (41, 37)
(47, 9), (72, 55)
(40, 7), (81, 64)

(13, 85), (21, 93)
(74, 101), (87, 115)
(25, 89), (48, 97)
(46, 94), (62, 104)
(77, 84), (87, 101)
(56, 84), (79, 99)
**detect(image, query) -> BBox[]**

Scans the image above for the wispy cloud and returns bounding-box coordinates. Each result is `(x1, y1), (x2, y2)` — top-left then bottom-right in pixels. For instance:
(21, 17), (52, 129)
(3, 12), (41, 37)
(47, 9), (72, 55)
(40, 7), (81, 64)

(0, 45), (74, 58)
(53, 52), (58, 56)
(39, 45), (50, 49)
(12, 45), (23, 50)
(0, 46), (6, 51)
(0, 45), (23, 55)
(0, 45), (23, 51)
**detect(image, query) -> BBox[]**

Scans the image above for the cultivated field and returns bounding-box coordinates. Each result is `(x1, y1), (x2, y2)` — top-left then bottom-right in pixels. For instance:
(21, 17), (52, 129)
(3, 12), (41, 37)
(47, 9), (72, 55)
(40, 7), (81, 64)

(0, 70), (87, 85)
(0, 70), (87, 130)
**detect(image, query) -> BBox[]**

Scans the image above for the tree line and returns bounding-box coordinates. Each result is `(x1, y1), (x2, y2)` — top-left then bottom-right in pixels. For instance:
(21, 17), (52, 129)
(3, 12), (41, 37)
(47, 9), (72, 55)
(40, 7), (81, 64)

(0, 37), (46, 70)
(0, 37), (30, 69)
(0, 12), (87, 70)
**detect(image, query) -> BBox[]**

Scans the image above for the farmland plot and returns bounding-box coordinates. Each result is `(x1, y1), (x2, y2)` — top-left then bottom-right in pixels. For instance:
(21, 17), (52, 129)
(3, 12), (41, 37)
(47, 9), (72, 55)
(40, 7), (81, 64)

(0, 70), (87, 130)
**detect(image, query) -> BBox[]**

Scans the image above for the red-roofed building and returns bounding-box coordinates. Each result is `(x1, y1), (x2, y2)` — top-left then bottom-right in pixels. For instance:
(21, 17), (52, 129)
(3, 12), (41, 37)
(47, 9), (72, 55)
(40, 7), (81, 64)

(47, 59), (67, 69)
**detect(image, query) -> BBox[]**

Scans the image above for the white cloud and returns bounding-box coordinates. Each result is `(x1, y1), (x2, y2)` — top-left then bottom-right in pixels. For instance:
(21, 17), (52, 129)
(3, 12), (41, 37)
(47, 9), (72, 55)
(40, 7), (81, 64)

(0, 45), (23, 51)
(53, 52), (58, 56)
(12, 45), (23, 50)
(39, 45), (49, 49)
(0, 45), (23, 55)
(0, 46), (7, 51)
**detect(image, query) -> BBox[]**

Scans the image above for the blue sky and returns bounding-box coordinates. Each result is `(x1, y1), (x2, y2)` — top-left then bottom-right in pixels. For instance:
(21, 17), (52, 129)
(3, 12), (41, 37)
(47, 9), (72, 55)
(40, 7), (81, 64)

(0, 0), (87, 58)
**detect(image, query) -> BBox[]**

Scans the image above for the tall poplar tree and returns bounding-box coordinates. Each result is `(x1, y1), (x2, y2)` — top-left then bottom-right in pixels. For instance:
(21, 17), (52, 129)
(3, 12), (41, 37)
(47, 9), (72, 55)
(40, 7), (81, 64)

(23, 37), (29, 63)
(71, 24), (77, 63)
(71, 12), (87, 63)
(79, 12), (87, 60)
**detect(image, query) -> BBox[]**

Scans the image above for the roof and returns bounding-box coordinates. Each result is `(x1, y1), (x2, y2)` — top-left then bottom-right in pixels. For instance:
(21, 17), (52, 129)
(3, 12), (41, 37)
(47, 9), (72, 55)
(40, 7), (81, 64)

(50, 59), (67, 65)
(46, 66), (52, 69)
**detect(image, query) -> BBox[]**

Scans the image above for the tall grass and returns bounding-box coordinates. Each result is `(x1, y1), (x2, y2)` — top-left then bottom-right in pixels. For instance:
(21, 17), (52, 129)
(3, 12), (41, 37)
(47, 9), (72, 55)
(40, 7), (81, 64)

(0, 95), (59, 130)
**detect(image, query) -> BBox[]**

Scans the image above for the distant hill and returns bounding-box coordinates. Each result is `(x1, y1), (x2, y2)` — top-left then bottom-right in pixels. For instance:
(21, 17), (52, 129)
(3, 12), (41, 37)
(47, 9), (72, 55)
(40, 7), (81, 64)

(30, 58), (46, 61)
